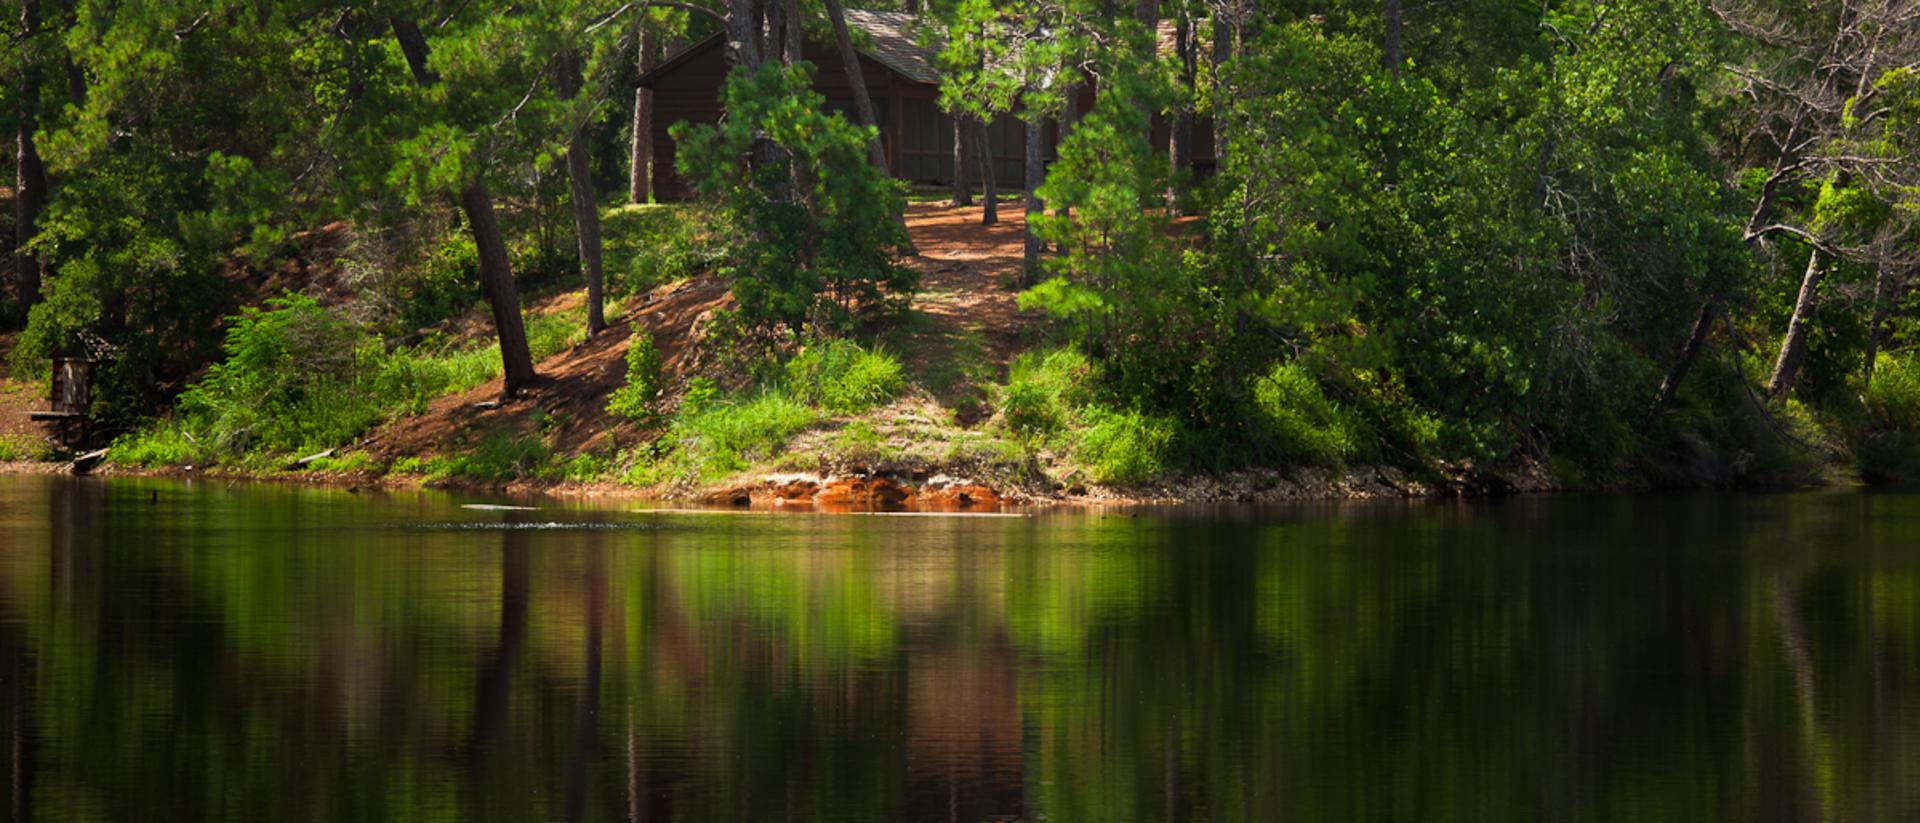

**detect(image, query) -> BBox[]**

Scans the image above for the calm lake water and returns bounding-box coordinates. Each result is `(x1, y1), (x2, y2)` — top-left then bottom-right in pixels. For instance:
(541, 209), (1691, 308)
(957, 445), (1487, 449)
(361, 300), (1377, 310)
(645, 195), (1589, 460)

(0, 475), (1916, 821)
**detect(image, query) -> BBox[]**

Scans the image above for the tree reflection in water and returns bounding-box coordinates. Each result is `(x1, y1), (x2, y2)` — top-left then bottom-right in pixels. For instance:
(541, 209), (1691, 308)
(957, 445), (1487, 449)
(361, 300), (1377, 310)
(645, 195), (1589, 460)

(0, 478), (1915, 821)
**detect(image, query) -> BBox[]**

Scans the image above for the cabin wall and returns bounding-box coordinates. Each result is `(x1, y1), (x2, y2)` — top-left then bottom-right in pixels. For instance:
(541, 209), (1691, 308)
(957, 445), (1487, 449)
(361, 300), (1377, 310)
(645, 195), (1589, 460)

(645, 42), (1216, 199)
(648, 39), (907, 200)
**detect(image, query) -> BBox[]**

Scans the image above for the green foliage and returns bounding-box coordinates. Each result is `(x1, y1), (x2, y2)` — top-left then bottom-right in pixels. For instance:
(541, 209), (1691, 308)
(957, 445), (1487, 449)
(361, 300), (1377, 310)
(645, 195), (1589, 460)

(671, 64), (915, 334)
(110, 422), (212, 468)
(1249, 364), (1363, 466)
(998, 349), (1095, 438)
(607, 330), (666, 424)
(1865, 353), (1920, 431)
(0, 436), (55, 463)
(1074, 407), (1176, 485)
(110, 295), (583, 466)
(172, 294), (388, 456)
(427, 430), (554, 484)
(601, 204), (725, 294)
(783, 340), (905, 414)
(630, 380), (818, 485)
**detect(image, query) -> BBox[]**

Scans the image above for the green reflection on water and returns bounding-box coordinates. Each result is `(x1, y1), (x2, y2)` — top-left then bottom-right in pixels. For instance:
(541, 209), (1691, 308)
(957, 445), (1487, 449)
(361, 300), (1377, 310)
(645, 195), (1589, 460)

(0, 476), (1916, 821)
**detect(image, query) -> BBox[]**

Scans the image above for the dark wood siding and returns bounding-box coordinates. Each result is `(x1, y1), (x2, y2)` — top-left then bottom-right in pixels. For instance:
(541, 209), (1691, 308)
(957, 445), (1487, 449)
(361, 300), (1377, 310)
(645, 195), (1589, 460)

(643, 37), (1215, 199)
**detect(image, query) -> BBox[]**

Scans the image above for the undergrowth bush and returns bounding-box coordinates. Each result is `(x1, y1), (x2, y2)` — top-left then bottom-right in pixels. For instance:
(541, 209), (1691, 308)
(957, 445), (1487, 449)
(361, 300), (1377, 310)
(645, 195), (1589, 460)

(627, 378), (817, 485)
(607, 330), (666, 423)
(1250, 363), (1364, 466)
(784, 340), (904, 413)
(1075, 407), (1176, 484)
(113, 294), (584, 466)
(602, 204), (724, 294)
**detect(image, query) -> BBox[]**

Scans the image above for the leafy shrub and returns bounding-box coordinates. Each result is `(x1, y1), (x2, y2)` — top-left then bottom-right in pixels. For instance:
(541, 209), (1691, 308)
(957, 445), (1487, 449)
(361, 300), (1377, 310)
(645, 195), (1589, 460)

(784, 339), (904, 413)
(672, 63), (915, 333)
(607, 330), (666, 423)
(1865, 353), (1920, 430)
(396, 232), (483, 332)
(430, 430), (554, 484)
(111, 421), (212, 467)
(1075, 407), (1176, 484)
(998, 349), (1095, 438)
(173, 293), (387, 456)
(625, 378), (817, 485)
(0, 435), (55, 462)
(1250, 363), (1363, 466)
(602, 204), (725, 294)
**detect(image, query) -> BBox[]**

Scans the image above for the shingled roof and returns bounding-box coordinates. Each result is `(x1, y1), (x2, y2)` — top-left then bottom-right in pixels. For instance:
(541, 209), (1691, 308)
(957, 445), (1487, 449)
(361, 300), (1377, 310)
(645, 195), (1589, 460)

(841, 9), (940, 84)
(639, 10), (943, 88)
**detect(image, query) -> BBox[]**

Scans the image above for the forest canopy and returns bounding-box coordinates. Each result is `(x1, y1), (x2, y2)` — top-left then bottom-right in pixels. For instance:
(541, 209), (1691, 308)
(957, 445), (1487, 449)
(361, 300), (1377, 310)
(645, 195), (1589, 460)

(4, 0), (1920, 489)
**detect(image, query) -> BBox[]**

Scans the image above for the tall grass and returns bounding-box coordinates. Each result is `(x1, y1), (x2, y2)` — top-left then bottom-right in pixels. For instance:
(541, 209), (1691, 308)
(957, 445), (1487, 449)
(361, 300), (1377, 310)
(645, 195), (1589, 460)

(113, 296), (586, 467)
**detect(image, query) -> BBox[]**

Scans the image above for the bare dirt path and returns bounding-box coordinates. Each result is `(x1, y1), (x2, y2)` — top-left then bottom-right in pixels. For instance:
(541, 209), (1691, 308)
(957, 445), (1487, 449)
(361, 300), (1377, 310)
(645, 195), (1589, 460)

(891, 200), (1044, 421)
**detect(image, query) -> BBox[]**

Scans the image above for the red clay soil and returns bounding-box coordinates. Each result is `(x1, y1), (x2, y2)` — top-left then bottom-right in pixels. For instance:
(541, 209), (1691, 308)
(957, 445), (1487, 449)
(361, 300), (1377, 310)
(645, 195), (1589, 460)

(365, 277), (732, 463)
(897, 199), (1041, 363)
(365, 201), (1039, 465)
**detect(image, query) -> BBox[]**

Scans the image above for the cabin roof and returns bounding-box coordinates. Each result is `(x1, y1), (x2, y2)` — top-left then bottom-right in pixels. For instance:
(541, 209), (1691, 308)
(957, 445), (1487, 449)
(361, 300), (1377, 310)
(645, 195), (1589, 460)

(640, 10), (942, 87)
(842, 10), (940, 84)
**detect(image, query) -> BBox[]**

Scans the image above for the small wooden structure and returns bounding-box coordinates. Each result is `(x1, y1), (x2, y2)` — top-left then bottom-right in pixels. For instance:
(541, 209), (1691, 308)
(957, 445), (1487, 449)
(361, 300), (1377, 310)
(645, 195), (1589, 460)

(29, 333), (113, 446)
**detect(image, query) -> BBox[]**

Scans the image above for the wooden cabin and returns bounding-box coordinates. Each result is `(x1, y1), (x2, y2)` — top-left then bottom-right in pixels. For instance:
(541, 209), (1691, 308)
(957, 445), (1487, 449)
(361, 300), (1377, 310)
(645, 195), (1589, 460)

(637, 11), (1214, 200)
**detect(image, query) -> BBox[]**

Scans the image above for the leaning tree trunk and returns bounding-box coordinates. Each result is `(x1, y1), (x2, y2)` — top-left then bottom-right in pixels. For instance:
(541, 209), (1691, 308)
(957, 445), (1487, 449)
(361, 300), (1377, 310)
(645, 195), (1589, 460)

(1022, 110), (1046, 282)
(950, 114), (973, 207)
(1864, 264), (1906, 386)
(394, 17), (536, 394)
(1767, 247), (1827, 398)
(629, 23), (657, 204)
(824, 0), (914, 251)
(1644, 296), (1719, 431)
(555, 53), (606, 335)
(459, 183), (538, 394)
(977, 119), (998, 226)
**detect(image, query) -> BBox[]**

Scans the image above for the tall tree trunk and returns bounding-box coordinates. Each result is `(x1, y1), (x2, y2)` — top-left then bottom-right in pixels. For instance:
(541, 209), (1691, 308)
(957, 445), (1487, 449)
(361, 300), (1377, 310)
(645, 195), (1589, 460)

(1134, 0), (1160, 160)
(1211, 9), (1232, 160)
(784, 0), (802, 65)
(1054, 85), (1077, 245)
(977, 119), (998, 226)
(727, 0), (762, 69)
(460, 182), (539, 395)
(950, 113), (973, 207)
(752, 0), (775, 63)
(556, 54), (606, 336)
(14, 128), (46, 316)
(824, 0), (887, 170)
(1168, 11), (1194, 212)
(566, 138), (606, 336)
(394, 18), (535, 393)
(630, 23), (658, 204)
(1383, 0), (1402, 79)
(1022, 111), (1045, 282)
(14, 0), (47, 313)
(1767, 247), (1826, 398)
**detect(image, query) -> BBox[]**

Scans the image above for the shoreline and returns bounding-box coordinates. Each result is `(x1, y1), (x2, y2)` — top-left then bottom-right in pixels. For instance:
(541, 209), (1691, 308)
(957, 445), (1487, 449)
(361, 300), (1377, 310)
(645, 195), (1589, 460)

(0, 454), (1579, 511)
